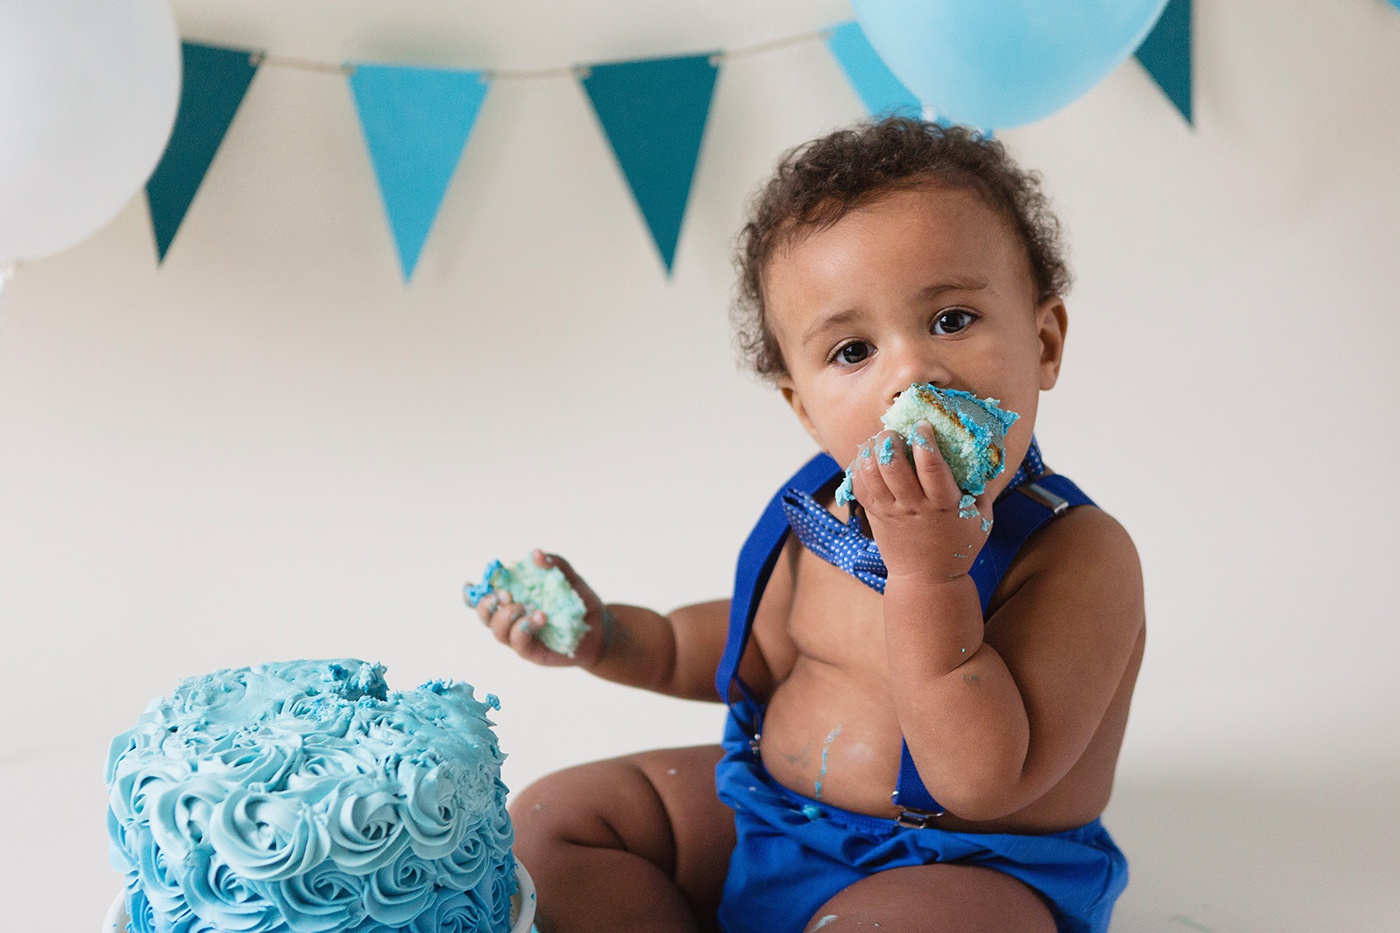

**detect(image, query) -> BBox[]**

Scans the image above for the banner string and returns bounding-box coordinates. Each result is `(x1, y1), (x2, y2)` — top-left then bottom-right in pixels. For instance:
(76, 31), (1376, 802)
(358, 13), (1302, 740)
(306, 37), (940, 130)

(235, 26), (835, 81)
(248, 51), (353, 76)
(710, 27), (830, 65)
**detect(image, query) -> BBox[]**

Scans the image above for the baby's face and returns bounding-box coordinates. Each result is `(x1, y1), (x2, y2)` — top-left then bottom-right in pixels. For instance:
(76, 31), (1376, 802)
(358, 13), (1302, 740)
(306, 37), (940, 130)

(766, 184), (1067, 497)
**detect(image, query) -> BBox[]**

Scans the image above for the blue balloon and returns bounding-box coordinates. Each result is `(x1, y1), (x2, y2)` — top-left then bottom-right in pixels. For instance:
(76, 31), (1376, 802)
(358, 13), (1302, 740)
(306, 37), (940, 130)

(850, 0), (1170, 129)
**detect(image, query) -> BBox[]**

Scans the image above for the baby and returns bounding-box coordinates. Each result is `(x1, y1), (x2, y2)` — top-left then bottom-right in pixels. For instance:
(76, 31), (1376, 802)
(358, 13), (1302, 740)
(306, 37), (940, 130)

(478, 117), (1145, 933)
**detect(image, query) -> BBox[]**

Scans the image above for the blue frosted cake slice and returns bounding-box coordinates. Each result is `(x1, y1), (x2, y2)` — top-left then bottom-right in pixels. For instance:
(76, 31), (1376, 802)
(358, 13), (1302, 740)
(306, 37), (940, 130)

(466, 558), (589, 658)
(836, 383), (1020, 506)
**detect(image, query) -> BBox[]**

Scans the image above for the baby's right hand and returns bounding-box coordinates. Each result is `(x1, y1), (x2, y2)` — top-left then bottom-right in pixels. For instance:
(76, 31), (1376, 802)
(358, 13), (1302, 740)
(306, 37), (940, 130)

(475, 549), (609, 668)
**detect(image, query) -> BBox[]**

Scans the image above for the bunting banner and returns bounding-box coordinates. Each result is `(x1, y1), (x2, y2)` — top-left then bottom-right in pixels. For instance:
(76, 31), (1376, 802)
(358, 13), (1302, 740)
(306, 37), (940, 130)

(348, 64), (490, 281)
(825, 21), (922, 119)
(145, 42), (259, 262)
(580, 53), (719, 276)
(1135, 0), (1193, 125)
(140, 18), (1195, 278)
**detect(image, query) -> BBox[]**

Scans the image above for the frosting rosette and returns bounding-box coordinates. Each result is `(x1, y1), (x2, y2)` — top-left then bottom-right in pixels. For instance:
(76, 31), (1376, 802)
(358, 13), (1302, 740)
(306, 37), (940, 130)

(106, 659), (516, 933)
(408, 888), (492, 933)
(265, 860), (367, 933)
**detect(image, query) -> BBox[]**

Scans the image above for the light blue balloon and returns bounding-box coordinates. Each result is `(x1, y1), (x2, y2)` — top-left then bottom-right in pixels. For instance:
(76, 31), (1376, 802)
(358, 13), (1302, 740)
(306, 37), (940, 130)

(850, 0), (1170, 129)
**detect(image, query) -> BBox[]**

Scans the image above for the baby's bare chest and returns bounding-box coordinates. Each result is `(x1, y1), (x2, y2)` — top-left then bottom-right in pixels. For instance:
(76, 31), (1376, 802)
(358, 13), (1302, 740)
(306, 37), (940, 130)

(782, 548), (893, 671)
(754, 550), (909, 812)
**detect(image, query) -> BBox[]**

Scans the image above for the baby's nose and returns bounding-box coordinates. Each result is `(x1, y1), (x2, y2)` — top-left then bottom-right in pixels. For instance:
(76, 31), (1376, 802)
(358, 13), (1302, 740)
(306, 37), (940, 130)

(889, 363), (950, 404)
(889, 338), (951, 398)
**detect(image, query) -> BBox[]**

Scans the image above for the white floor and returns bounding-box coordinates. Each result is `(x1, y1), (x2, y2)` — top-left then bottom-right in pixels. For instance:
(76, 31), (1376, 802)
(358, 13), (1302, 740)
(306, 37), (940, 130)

(1103, 758), (1400, 932)
(4, 748), (1397, 932)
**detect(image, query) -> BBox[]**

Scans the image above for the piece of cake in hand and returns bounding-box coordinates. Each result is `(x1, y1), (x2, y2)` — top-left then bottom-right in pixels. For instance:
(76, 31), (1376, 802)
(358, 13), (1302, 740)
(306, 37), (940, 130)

(836, 382), (1020, 506)
(106, 659), (519, 933)
(465, 558), (589, 658)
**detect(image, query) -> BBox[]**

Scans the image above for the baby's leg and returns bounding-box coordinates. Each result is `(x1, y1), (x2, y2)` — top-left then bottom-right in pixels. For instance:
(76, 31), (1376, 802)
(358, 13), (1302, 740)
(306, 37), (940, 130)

(510, 744), (734, 933)
(802, 863), (1055, 933)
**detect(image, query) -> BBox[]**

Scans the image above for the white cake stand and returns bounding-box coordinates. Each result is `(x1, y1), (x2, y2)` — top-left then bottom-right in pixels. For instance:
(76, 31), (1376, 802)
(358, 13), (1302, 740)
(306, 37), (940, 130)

(104, 861), (536, 933)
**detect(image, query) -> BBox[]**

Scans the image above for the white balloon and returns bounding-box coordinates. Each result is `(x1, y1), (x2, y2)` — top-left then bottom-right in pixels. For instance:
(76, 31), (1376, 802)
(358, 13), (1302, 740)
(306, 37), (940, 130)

(0, 0), (181, 262)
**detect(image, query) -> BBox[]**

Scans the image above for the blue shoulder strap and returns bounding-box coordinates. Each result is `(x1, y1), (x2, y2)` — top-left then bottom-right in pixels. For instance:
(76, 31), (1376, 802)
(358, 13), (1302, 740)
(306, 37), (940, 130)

(715, 453), (841, 711)
(970, 474), (1094, 613)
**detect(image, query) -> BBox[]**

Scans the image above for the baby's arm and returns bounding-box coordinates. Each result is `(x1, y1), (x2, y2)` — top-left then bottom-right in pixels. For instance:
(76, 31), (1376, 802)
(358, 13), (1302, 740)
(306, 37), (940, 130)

(851, 428), (1145, 822)
(477, 550), (768, 703)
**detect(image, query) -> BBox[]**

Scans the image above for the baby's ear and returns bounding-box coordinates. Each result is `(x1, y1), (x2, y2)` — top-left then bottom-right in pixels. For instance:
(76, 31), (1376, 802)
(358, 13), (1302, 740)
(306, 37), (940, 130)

(778, 375), (825, 450)
(1036, 295), (1068, 391)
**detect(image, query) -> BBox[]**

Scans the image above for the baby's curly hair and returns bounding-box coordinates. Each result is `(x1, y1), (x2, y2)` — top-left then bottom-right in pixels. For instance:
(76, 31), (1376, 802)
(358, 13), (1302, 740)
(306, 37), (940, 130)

(732, 117), (1071, 381)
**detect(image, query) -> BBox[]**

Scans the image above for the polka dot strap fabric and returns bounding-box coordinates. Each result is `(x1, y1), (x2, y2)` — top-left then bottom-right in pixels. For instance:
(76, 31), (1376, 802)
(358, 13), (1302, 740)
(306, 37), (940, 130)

(780, 438), (1047, 595)
(779, 492), (889, 592)
(1007, 436), (1046, 489)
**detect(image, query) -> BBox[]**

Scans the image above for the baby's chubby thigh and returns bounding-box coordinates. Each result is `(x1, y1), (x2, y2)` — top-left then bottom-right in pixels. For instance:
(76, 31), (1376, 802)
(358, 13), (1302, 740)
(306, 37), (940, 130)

(509, 744), (735, 931)
(803, 862), (1056, 933)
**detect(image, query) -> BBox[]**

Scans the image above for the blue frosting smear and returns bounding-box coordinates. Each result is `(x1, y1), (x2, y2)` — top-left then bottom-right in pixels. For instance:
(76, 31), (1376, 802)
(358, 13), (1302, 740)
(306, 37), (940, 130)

(464, 560), (504, 609)
(106, 660), (518, 933)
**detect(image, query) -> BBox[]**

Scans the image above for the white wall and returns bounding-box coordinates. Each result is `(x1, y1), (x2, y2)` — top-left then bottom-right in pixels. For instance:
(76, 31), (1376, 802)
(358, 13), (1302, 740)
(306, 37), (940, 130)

(2, 1), (1398, 930)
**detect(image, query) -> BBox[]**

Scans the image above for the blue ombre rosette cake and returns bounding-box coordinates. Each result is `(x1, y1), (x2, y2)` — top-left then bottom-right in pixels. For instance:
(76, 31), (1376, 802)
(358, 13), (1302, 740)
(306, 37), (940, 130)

(105, 660), (522, 933)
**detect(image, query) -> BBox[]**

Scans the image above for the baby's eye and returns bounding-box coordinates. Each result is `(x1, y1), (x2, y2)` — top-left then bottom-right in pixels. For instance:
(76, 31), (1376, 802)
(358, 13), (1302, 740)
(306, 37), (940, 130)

(832, 341), (871, 365)
(932, 308), (976, 336)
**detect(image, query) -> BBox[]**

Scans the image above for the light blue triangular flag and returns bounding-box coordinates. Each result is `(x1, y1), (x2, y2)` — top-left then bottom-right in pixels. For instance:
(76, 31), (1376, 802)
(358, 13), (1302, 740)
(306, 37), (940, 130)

(146, 43), (260, 263)
(826, 21), (922, 118)
(1135, 0), (1192, 125)
(580, 54), (719, 276)
(348, 63), (490, 281)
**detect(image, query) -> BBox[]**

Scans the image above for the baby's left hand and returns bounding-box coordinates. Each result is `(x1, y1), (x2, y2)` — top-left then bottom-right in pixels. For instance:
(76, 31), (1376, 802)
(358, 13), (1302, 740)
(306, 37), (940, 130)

(847, 422), (993, 583)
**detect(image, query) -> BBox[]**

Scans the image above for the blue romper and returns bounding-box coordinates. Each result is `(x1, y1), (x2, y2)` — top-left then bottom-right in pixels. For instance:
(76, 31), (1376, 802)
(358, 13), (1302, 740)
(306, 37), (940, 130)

(713, 450), (1128, 933)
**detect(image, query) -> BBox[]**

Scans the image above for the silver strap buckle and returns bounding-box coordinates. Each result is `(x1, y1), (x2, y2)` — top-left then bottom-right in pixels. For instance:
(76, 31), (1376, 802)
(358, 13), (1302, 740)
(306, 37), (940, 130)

(891, 790), (944, 827)
(895, 808), (945, 828)
(1019, 480), (1068, 516)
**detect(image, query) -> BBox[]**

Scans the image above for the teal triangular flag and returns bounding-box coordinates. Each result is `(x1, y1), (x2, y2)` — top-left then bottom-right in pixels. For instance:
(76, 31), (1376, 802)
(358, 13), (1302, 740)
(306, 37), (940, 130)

(825, 21), (922, 118)
(1135, 0), (1192, 125)
(145, 43), (259, 262)
(581, 54), (719, 275)
(348, 64), (490, 281)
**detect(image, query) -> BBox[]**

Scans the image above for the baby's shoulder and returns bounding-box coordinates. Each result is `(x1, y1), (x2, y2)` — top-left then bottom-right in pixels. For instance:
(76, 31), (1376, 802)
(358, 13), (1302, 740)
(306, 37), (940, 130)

(1034, 500), (1137, 562)
(992, 500), (1143, 621)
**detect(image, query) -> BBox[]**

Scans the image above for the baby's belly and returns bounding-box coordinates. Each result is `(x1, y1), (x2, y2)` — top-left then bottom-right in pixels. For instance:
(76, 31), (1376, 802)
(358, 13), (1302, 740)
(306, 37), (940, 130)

(759, 657), (907, 818)
(759, 656), (1112, 833)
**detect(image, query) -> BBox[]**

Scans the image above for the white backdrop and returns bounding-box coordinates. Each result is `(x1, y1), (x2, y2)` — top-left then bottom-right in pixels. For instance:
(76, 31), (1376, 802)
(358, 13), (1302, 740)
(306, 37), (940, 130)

(2, 1), (1398, 930)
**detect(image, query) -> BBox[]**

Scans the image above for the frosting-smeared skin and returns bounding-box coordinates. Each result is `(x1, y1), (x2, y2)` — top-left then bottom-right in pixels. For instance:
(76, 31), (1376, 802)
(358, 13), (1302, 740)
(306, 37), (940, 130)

(106, 659), (517, 933)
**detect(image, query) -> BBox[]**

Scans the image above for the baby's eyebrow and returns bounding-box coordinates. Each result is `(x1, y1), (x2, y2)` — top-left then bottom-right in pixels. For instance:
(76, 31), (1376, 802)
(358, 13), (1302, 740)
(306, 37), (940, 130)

(918, 276), (989, 299)
(801, 308), (863, 347)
